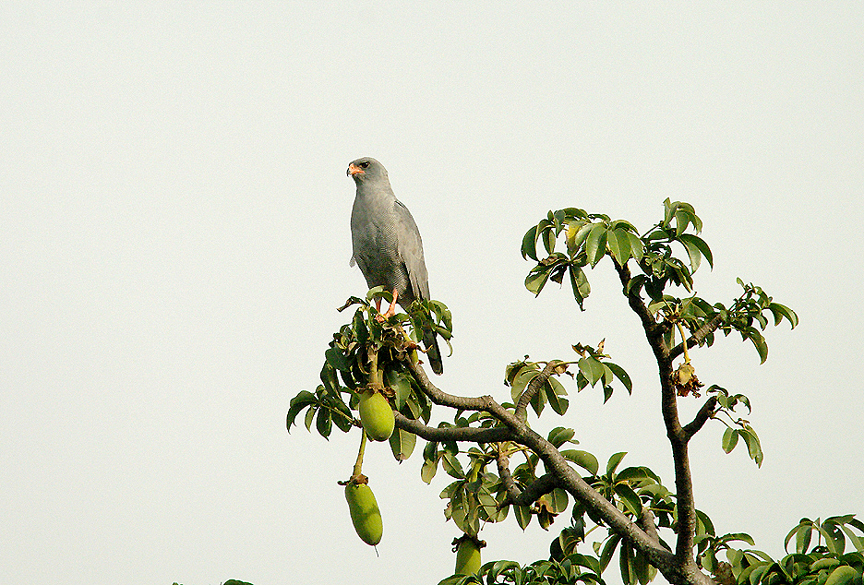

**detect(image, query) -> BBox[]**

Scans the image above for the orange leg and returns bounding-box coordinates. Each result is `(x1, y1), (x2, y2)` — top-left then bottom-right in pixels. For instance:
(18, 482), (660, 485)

(375, 289), (399, 322)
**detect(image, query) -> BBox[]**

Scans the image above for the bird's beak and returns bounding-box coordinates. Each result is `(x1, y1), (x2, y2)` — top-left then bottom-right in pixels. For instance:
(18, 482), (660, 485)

(347, 163), (364, 176)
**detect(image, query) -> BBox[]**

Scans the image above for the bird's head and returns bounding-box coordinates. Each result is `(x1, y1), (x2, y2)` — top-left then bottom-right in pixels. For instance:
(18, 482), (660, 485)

(347, 157), (388, 184)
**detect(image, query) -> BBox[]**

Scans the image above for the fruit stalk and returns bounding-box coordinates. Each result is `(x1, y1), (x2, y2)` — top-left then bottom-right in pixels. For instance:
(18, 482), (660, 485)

(353, 427), (368, 477)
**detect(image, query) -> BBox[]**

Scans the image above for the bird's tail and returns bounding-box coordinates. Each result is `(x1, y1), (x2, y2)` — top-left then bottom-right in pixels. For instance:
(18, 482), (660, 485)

(423, 329), (444, 375)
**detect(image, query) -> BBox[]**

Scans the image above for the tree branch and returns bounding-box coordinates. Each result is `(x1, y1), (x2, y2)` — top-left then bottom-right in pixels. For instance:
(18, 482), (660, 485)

(515, 362), (558, 422)
(496, 447), (559, 506)
(406, 359), (522, 431)
(393, 412), (512, 443)
(405, 344), (714, 585)
(614, 262), (666, 346)
(616, 261), (707, 580)
(669, 314), (724, 361)
(637, 506), (663, 545)
(682, 396), (718, 440)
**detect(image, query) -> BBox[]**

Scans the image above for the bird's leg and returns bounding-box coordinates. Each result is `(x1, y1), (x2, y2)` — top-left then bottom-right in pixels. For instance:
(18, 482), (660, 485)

(375, 289), (399, 322)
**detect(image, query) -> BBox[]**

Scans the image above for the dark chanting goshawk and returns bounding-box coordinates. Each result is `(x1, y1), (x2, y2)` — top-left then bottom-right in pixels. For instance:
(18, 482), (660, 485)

(347, 157), (444, 375)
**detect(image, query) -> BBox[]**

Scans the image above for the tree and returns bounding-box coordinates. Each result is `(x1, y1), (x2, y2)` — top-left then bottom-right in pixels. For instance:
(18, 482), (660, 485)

(287, 200), (863, 585)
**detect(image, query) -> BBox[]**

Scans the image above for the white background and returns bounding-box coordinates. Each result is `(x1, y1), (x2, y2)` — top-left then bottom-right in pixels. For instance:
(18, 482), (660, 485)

(1, 3), (862, 584)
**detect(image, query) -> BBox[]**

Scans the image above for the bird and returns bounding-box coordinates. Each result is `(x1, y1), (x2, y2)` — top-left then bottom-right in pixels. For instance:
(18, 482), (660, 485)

(347, 157), (444, 375)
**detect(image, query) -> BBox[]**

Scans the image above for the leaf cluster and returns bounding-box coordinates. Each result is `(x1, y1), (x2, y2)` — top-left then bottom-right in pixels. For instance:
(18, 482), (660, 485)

(697, 516), (864, 585)
(286, 289), (452, 461)
(288, 198), (815, 585)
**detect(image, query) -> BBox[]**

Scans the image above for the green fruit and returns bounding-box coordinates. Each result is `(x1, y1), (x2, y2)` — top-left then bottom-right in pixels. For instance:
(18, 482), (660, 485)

(359, 391), (394, 442)
(344, 482), (383, 546)
(455, 538), (481, 575)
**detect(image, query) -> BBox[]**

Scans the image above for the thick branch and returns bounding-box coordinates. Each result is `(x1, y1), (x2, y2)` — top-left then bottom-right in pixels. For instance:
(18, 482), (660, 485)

(669, 314), (724, 361)
(519, 427), (677, 569)
(394, 412), (512, 443)
(407, 360), (522, 431)
(515, 362), (558, 422)
(682, 396), (718, 440)
(496, 448), (559, 506)
(616, 261), (706, 578)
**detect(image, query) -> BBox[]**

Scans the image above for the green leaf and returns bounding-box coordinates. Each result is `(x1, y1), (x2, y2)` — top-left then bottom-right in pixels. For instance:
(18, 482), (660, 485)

(795, 523), (812, 554)
(740, 426), (764, 467)
(839, 523), (864, 553)
(606, 362), (633, 394)
(768, 302), (799, 329)
(626, 232), (645, 262)
(352, 309), (368, 345)
(543, 225), (557, 255)
(315, 408), (332, 439)
(825, 566), (858, 585)
(679, 234), (714, 270)
(722, 428), (739, 454)
(386, 369), (412, 411)
(304, 405), (316, 431)
(633, 549), (651, 585)
(441, 451), (465, 479)
(586, 225), (608, 267)
(569, 264), (591, 306)
(747, 330), (769, 364)
(286, 390), (316, 431)
(548, 488), (569, 514)
(320, 363), (340, 394)
(515, 504), (532, 530)
(324, 347), (351, 372)
(522, 225), (539, 261)
(511, 367), (540, 402)
(548, 426), (576, 448)
(607, 229), (624, 265)
(606, 452), (627, 476)
(561, 449), (599, 476)
(421, 458), (438, 484)
(614, 483), (643, 516)
(620, 542), (635, 585)
(569, 220), (595, 252)
(578, 357), (606, 386)
(525, 265), (552, 296)
(389, 427), (416, 462)
(545, 382), (569, 415)
(599, 534), (621, 573)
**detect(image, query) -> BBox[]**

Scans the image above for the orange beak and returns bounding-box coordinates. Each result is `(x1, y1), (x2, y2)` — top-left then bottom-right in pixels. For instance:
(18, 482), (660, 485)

(347, 163), (364, 176)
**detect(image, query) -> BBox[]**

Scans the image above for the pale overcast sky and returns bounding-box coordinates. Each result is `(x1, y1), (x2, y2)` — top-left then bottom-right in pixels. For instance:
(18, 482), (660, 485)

(1, 3), (862, 585)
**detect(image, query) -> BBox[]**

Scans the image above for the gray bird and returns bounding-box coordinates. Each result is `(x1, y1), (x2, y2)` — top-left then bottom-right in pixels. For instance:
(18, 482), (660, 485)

(348, 157), (443, 375)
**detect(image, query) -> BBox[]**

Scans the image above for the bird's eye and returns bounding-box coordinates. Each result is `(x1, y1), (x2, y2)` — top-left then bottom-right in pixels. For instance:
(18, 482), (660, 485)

(359, 161), (369, 168)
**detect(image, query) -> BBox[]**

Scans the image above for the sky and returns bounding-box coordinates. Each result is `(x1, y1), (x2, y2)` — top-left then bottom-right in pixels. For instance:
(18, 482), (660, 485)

(1, 3), (862, 585)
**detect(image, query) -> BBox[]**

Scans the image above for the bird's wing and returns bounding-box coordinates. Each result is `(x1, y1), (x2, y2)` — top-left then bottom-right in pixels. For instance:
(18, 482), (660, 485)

(392, 199), (431, 301)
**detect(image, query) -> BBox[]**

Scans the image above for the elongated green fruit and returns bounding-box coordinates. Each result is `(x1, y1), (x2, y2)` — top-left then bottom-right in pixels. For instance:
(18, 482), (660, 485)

(455, 538), (481, 575)
(359, 391), (394, 442)
(345, 482), (383, 546)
